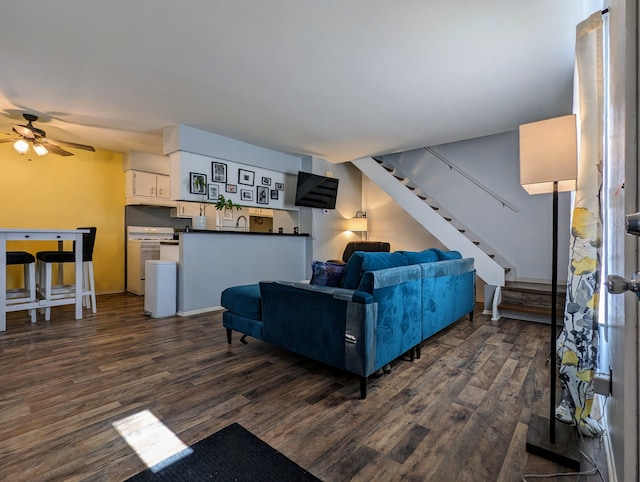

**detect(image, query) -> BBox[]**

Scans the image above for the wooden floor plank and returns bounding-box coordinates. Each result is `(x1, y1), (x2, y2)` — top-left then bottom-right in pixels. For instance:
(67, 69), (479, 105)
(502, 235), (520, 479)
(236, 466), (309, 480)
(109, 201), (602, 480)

(0, 294), (608, 481)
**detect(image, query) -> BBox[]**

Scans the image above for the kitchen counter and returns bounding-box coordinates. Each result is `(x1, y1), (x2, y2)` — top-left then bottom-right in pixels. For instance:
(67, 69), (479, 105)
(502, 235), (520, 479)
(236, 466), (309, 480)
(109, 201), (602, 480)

(181, 229), (308, 236)
(174, 230), (307, 315)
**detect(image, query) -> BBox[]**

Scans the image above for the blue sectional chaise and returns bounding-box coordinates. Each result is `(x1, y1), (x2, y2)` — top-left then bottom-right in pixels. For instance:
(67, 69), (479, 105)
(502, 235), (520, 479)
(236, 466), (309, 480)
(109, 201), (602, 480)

(221, 249), (475, 399)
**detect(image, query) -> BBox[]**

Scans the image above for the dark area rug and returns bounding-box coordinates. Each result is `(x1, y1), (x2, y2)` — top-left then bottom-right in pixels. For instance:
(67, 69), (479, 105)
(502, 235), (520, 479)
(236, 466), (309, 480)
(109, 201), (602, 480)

(126, 422), (321, 481)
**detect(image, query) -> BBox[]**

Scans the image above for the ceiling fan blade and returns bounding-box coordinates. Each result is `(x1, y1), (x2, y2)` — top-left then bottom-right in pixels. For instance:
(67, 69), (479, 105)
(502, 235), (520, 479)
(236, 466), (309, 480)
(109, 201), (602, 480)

(12, 124), (36, 139)
(43, 137), (95, 152)
(0, 138), (17, 144)
(42, 143), (73, 156)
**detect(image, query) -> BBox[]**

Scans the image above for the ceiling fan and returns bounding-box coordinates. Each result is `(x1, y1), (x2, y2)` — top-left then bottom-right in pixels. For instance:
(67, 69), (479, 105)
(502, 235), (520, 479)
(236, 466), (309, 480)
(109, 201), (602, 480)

(0, 113), (95, 157)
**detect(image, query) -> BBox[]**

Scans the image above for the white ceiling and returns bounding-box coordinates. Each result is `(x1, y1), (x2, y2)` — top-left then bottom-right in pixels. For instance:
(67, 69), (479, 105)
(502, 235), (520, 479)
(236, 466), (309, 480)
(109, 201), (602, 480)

(0, 1), (602, 163)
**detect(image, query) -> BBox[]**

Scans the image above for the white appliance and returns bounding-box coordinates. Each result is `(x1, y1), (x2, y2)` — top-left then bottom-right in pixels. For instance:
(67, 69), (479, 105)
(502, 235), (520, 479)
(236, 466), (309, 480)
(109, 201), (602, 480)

(144, 260), (177, 317)
(126, 226), (175, 295)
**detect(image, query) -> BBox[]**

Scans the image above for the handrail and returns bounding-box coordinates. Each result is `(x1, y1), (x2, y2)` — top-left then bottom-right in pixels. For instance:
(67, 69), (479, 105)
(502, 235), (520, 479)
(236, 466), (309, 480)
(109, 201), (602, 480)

(424, 147), (519, 212)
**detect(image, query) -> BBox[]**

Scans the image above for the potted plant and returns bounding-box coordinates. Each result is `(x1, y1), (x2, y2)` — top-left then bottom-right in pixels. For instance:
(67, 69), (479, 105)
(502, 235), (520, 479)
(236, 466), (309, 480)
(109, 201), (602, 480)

(193, 194), (243, 230)
(214, 194), (242, 213)
(192, 199), (209, 230)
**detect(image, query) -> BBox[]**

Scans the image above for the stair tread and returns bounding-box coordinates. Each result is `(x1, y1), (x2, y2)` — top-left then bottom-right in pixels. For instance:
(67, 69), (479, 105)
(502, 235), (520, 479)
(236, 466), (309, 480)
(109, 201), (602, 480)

(499, 302), (564, 317)
(503, 281), (566, 295)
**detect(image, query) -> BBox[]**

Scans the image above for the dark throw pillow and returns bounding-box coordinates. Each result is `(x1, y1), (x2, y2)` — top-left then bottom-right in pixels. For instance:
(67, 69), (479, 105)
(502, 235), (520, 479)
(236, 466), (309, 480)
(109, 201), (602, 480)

(310, 261), (345, 287)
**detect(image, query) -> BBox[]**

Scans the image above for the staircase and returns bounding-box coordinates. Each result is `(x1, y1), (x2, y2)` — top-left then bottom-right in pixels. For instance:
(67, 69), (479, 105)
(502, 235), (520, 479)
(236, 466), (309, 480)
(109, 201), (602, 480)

(352, 156), (508, 288)
(352, 156), (562, 324)
(495, 281), (566, 324)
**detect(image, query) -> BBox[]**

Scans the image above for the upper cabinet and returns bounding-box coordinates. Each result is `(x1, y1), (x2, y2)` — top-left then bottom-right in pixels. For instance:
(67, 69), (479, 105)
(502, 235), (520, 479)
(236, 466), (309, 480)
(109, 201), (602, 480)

(124, 152), (177, 207)
(125, 171), (176, 207)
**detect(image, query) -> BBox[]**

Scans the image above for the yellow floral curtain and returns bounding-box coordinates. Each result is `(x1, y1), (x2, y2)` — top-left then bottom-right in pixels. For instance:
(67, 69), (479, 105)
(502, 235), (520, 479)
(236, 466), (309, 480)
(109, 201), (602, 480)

(556, 11), (604, 437)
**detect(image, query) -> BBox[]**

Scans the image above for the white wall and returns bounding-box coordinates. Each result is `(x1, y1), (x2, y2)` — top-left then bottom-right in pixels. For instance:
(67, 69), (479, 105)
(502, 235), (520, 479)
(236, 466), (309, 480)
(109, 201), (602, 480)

(169, 150), (291, 209)
(376, 131), (572, 283)
(164, 124), (302, 173)
(362, 177), (443, 253)
(300, 156), (364, 278)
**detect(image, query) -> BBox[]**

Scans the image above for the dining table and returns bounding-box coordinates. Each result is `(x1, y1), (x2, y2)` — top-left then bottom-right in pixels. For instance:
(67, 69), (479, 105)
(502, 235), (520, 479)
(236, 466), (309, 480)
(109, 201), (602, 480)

(0, 228), (87, 331)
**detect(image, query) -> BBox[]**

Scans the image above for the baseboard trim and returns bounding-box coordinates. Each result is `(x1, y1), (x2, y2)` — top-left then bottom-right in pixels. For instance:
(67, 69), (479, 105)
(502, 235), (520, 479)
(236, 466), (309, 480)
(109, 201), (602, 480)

(97, 289), (125, 295)
(177, 306), (224, 317)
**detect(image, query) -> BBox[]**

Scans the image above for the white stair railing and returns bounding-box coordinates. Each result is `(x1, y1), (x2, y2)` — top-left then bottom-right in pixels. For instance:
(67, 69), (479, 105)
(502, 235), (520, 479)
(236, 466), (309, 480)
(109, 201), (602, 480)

(352, 156), (505, 288)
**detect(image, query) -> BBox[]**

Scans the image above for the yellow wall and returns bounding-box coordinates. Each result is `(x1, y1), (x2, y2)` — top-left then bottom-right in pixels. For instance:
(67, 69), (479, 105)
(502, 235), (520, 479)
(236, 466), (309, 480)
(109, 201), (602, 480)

(0, 146), (125, 292)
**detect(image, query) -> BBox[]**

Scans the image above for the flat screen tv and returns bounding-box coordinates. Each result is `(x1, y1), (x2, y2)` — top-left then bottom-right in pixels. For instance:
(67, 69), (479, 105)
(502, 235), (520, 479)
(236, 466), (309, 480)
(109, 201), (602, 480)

(294, 171), (339, 209)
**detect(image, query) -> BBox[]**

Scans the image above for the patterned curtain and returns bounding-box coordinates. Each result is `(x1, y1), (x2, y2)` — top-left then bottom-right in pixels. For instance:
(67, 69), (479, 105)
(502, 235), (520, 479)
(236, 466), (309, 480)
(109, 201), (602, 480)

(556, 11), (604, 437)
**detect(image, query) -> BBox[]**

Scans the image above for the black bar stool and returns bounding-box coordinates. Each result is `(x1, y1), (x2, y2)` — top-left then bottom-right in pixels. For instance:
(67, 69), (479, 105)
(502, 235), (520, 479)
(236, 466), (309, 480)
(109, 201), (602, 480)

(36, 227), (97, 321)
(6, 251), (37, 323)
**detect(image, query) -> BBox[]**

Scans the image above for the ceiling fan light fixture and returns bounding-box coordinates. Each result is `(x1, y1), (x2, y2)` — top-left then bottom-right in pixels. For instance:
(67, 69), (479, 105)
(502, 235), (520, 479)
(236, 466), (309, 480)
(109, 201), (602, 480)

(13, 139), (29, 154)
(33, 143), (48, 156)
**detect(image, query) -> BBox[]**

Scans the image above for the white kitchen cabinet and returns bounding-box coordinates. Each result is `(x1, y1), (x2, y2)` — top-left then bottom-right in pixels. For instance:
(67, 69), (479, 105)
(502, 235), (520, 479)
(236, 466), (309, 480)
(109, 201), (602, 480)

(156, 175), (171, 199)
(170, 201), (203, 218)
(125, 170), (176, 207)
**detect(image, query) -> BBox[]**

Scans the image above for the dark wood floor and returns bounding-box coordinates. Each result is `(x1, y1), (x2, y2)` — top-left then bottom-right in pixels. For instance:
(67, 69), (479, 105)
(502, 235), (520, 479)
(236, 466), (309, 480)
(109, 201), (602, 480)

(0, 293), (608, 481)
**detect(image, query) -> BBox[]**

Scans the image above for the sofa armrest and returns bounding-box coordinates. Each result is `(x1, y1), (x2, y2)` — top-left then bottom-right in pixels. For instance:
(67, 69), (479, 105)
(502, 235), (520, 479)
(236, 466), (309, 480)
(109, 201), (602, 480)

(259, 281), (376, 376)
(420, 257), (476, 339)
(359, 265), (423, 368)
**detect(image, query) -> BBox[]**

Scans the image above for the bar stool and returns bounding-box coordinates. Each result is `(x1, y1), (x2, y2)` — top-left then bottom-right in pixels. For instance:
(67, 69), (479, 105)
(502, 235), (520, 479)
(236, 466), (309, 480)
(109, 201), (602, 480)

(6, 251), (37, 323)
(36, 227), (97, 321)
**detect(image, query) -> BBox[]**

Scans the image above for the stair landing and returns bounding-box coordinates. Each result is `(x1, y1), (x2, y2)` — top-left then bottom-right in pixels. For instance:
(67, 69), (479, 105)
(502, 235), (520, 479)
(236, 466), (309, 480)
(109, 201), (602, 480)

(498, 281), (566, 324)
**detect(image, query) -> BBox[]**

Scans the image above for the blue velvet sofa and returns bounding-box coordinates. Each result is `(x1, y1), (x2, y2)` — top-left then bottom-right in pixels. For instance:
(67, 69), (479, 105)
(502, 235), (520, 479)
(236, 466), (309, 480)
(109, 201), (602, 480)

(221, 249), (475, 399)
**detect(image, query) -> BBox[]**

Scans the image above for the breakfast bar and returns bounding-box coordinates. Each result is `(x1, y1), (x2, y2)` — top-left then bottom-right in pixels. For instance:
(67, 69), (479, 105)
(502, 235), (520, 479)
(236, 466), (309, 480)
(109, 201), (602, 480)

(0, 228), (86, 331)
(174, 229), (308, 315)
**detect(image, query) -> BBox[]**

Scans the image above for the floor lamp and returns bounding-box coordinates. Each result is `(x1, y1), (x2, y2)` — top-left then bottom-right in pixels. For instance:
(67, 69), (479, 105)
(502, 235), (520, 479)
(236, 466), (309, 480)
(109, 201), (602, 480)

(519, 114), (581, 470)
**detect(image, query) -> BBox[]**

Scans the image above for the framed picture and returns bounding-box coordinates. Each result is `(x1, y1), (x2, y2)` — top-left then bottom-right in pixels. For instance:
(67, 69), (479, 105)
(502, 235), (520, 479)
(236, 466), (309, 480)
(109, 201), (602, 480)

(190, 172), (207, 195)
(207, 183), (219, 201)
(275, 182), (284, 191)
(240, 189), (253, 201)
(211, 161), (227, 183)
(261, 176), (271, 186)
(257, 186), (269, 205)
(238, 169), (255, 186)
(225, 184), (237, 193)
(270, 189), (278, 200)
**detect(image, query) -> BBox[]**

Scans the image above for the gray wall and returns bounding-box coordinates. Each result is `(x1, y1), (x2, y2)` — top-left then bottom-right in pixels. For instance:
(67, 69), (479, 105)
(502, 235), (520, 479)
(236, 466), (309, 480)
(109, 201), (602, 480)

(374, 131), (572, 283)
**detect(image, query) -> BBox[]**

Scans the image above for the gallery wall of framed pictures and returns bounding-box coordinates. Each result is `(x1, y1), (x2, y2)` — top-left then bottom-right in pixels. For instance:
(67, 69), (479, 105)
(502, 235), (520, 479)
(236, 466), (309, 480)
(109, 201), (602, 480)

(172, 151), (290, 210)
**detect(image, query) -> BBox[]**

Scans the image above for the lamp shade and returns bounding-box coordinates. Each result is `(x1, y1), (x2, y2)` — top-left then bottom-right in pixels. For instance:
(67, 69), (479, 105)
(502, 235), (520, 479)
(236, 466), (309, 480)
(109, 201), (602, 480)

(347, 217), (368, 232)
(519, 114), (578, 195)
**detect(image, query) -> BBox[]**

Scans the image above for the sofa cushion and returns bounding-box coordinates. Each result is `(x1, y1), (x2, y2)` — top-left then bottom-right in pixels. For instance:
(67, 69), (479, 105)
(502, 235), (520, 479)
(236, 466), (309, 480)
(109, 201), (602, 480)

(221, 284), (262, 320)
(341, 251), (408, 290)
(433, 248), (463, 260)
(397, 248), (439, 265)
(310, 261), (345, 287)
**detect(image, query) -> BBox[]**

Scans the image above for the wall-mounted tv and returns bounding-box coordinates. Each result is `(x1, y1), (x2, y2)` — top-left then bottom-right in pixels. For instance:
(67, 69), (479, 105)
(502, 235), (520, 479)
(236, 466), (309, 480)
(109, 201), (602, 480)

(294, 171), (339, 209)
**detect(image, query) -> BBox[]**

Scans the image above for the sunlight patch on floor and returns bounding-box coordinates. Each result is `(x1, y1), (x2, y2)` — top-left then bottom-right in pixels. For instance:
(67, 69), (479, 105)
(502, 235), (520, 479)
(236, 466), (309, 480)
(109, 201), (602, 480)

(112, 409), (193, 473)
